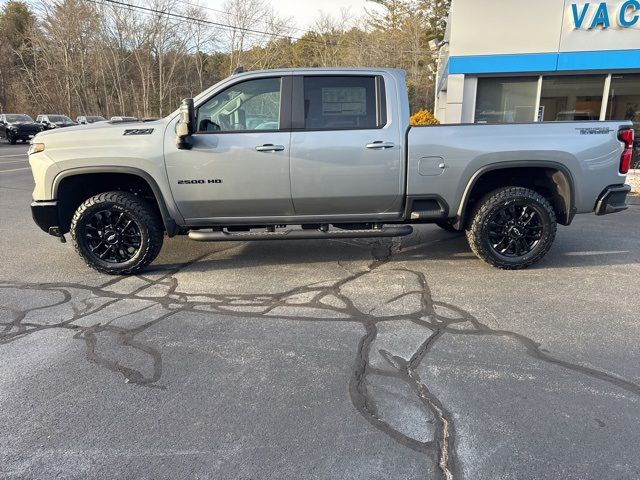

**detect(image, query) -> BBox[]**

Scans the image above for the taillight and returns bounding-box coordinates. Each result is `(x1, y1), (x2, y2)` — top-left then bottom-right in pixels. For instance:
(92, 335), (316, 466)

(618, 128), (634, 174)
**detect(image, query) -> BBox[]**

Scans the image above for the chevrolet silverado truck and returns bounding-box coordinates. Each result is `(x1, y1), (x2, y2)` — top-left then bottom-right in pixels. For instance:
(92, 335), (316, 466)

(28, 68), (634, 274)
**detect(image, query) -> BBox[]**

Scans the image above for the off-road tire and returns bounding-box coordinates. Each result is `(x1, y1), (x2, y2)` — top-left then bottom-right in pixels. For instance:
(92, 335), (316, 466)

(466, 187), (557, 270)
(71, 191), (163, 275)
(435, 219), (459, 232)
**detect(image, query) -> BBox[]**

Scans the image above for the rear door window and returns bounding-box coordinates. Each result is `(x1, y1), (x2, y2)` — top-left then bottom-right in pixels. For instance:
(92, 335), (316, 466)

(302, 76), (383, 130)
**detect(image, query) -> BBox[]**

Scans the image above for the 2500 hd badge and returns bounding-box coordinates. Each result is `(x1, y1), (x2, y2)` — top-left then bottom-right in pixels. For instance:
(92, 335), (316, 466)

(177, 179), (223, 184)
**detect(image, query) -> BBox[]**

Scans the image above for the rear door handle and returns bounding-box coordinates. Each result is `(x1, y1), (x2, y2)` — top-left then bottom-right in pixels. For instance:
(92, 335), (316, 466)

(255, 144), (285, 152)
(366, 141), (395, 150)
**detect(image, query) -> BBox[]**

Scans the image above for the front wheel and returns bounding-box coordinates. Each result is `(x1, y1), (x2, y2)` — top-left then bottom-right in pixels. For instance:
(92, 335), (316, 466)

(71, 191), (164, 275)
(465, 187), (557, 270)
(7, 132), (16, 144)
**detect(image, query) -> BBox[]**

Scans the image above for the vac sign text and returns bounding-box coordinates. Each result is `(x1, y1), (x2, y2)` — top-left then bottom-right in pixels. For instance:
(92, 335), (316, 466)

(571, 1), (640, 29)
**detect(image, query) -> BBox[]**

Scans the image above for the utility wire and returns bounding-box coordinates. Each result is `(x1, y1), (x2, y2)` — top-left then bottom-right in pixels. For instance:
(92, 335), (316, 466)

(178, 0), (312, 36)
(86, 0), (431, 55)
(91, 0), (330, 46)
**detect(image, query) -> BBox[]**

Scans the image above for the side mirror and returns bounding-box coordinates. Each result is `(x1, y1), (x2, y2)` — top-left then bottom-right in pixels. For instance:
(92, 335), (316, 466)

(176, 98), (195, 150)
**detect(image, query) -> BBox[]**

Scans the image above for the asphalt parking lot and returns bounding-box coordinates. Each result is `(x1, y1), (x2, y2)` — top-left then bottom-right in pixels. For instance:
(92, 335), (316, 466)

(1, 143), (640, 480)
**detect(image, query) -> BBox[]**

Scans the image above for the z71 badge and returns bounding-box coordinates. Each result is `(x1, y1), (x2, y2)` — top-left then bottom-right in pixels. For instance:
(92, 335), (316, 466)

(123, 128), (154, 136)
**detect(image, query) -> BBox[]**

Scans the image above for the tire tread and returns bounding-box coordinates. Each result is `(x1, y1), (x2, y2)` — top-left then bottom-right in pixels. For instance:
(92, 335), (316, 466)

(465, 187), (557, 270)
(70, 191), (163, 275)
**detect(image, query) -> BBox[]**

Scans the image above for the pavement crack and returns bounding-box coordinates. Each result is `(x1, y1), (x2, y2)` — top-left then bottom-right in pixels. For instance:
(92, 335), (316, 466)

(2, 237), (640, 478)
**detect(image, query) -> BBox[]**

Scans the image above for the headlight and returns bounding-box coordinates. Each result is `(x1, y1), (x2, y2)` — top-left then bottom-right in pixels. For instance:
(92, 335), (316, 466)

(9, 126), (17, 131)
(28, 143), (45, 155)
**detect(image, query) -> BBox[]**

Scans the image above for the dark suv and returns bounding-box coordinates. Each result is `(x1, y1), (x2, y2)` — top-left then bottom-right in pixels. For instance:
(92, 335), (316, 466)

(35, 114), (77, 130)
(0, 114), (42, 144)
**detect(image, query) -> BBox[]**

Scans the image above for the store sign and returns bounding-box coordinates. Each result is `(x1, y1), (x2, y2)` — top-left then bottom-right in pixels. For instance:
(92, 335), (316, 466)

(571, 1), (640, 29)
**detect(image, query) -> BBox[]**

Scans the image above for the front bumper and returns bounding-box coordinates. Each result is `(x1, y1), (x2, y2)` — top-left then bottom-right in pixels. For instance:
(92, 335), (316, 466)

(9, 127), (40, 140)
(31, 201), (63, 237)
(594, 184), (631, 216)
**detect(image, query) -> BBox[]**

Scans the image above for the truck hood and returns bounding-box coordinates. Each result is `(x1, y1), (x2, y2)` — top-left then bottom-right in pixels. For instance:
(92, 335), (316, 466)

(34, 118), (169, 150)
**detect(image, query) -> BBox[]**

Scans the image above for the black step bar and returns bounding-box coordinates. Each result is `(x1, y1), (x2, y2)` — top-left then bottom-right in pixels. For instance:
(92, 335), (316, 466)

(188, 225), (413, 242)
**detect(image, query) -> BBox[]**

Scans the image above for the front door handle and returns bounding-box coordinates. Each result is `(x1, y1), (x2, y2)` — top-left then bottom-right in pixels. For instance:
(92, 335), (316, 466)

(366, 141), (395, 150)
(255, 144), (285, 152)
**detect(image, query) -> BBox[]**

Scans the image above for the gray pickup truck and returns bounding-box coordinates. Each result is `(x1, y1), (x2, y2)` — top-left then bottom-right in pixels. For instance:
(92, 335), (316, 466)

(29, 68), (633, 274)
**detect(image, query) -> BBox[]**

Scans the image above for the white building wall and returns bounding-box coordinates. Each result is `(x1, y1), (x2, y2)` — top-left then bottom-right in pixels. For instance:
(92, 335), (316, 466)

(448, 0), (565, 57)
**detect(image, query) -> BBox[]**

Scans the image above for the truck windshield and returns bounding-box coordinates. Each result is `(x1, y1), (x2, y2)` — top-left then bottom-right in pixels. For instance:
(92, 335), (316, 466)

(6, 115), (33, 122)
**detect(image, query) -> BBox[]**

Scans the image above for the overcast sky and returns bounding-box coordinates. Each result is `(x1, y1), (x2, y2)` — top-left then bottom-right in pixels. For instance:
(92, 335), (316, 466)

(204, 0), (381, 30)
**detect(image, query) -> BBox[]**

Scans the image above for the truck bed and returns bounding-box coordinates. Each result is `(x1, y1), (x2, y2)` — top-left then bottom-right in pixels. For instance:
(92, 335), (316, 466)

(407, 121), (630, 216)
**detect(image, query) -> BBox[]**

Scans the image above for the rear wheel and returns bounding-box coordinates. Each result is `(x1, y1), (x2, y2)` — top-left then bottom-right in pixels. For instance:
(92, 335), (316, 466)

(71, 191), (164, 275)
(465, 187), (557, 270)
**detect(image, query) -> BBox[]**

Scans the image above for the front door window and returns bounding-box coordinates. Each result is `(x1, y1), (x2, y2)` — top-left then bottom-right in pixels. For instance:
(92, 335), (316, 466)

(196, 77), (282, 133)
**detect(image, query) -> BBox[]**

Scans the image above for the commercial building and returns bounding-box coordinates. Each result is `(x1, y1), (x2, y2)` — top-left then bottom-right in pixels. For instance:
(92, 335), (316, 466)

(435, 0), (640, 152)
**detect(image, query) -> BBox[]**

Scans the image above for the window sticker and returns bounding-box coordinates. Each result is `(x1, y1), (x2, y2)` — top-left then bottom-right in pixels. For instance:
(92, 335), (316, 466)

(321, 87), (367, 116)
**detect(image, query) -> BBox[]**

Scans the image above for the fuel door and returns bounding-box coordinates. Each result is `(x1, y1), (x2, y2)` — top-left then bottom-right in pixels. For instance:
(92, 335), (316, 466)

(418, 156), (446, 177)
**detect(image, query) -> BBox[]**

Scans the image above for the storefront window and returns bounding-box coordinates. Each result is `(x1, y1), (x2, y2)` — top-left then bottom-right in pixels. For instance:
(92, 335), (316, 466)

(475, 77), (538, 123)
(606, 74), (640, 169)
(539, 75), (606, 122)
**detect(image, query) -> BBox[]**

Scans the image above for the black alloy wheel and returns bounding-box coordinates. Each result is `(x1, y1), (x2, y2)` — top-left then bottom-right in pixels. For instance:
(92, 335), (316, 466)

(486, 203), (544, 257)
(83, 209), (143, 263)
(71, 191), (164, 275)
(466, 187), (557, 270)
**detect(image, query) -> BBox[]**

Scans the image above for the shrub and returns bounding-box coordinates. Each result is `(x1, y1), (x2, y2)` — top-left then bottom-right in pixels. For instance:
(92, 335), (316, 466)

(410, 110), (440, 126)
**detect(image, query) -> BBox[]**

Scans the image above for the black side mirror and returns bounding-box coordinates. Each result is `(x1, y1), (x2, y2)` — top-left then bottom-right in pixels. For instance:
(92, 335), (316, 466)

(176, 98), (195, 150)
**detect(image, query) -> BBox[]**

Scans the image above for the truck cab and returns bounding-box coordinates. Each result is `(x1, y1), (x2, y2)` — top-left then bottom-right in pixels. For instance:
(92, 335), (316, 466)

(165, 70), (405, 223)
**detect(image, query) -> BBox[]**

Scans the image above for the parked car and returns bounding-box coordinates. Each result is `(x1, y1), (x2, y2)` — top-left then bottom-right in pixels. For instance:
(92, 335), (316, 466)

(35, 115), (77, 130)
(76, 115), (106, 125)
(28, 68), (634, 274)
(110, 116), (138, 122)
(0, 114), (42, 144)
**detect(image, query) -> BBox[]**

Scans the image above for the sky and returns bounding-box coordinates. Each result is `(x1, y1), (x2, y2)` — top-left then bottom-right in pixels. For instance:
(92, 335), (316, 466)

(205, 0), (382, 30)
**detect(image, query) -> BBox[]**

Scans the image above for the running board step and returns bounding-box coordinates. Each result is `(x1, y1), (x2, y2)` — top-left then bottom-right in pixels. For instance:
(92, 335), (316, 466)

(188, 226), (413, 242)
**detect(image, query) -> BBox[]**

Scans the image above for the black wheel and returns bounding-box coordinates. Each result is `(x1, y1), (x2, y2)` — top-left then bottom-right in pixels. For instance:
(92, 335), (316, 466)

(7, 132), (16, 144)
(71, 191), (164, 275)
(465, 187), (557, 270)
(435, 220), (459, 232)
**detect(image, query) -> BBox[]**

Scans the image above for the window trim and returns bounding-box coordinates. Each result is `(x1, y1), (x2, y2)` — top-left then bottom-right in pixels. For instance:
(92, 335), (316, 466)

(291, 74), (388, 132)
(193, 75), (292, 135)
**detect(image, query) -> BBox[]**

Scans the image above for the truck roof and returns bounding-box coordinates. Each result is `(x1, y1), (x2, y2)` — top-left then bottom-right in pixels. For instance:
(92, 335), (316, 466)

(230, 67), (407, 78)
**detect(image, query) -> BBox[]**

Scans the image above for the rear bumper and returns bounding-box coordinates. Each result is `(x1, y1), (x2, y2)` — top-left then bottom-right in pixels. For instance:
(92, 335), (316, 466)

(31, 201), (63, 237)
(594, 184), (631, 216)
